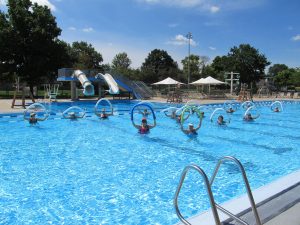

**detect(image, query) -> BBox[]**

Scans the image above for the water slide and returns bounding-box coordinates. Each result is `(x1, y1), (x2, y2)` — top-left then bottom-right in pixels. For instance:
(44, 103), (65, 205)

(73, 70), (95, 96)
(96, 73), (120, 94)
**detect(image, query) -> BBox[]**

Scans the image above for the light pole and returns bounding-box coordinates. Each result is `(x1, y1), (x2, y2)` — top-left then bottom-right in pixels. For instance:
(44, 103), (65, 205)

(186, 32), (192, 89)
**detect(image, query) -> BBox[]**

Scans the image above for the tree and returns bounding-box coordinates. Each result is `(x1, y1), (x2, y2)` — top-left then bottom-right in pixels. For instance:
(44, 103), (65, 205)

(268, 64), (288, 76)
(274, 68), (300, 88)
(141, 49), (179, 83)
(181, 54), (209, 82)
(274, 69), (294, 88)
(0, 0), (70, 91)
(69, 41), (103, 70)
(111, 52), (131, 71)
(228, 44), (270, 84)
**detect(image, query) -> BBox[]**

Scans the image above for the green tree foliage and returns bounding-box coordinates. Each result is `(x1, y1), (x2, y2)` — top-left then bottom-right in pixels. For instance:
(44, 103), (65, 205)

(181, 54), (209, 81)
(69, 41), (103, 70)
(0, 0), (70, 89)
(228, 44), (270, 84)
(141, 49), (179, 83)
(112, 52), (131, 71)
(268, 64), (289, 76)
(274, 68), (300, 88)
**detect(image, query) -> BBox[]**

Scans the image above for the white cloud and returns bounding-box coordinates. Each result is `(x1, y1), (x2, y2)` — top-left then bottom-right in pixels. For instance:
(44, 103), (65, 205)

(168, 23), (179, 28)
(292, 35), (300, 41)
(31, 0), (56, 11)
(210, 5), (220, 13)
(68, 27), (76, 31)
(209, 46), (216, 50)
(82, 27), (94, 32)
(167, 34), (197, 46)
(137, 0), (266, 13)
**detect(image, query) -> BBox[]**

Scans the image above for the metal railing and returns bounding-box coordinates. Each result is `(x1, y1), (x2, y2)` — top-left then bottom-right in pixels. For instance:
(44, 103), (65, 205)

(174, 164), (221, 225)
(174, 156), (262, 225)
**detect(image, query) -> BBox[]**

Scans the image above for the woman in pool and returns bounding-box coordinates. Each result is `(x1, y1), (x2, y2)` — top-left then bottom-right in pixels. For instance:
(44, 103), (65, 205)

(139, 109), (151, 117)
(217, 115), (226, 125)
(243, 113), (259, 121)
(96, 108), (113, 119)
(273, 107), (280, 113)
(164, 110), (177, 120)
(180, 116), (203, 136)
(26, 112), (46, 125)
(226, 107), (235, 113)
(132, 117), (156, 134)
(63, 112), (85, 120)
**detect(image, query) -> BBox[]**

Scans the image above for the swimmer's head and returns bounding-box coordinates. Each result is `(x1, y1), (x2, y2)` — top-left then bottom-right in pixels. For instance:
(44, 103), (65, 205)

(30, 112), (36, 117)
(68, 112), (76, 118)
(142, 118), (147, 124)
(188, 123), (194, 129)
(218, 115), (224, 120)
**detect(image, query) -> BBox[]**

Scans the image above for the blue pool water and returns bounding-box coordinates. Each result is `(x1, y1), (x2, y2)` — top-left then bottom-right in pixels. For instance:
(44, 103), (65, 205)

(0, 100), (300, 224)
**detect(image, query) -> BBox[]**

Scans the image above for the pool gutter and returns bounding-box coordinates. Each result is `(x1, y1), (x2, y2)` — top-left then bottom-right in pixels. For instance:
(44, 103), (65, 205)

(176, 169), (300, 225)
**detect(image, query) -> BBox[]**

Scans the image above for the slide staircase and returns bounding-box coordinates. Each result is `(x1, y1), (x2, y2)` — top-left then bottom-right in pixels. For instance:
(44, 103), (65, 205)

(114, 75), (153, 99)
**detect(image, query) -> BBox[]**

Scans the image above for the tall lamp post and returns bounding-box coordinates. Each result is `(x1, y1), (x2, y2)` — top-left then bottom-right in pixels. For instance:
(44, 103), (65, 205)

(186, 32), (192, 89)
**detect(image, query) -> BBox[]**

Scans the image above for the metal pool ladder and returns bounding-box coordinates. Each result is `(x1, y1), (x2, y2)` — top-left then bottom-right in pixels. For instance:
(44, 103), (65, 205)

(174, 156), (262, 225)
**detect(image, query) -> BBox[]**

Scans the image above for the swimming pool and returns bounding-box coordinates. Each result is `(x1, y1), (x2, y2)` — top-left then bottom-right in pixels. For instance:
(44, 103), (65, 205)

(0, 100), (299, 224)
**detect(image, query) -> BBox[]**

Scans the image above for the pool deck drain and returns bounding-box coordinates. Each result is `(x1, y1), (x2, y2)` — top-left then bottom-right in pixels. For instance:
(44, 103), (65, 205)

(179, 169), (300, 225)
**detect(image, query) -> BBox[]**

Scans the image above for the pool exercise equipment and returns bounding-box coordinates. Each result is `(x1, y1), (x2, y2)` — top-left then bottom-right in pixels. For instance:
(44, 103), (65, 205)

(94, 98), (113, 116)
(24, 103), (49, 121)
(180, 105), (203, 130)
(223, 100), (238, 112)
(131, 103), (156, 127)
(270, 101), (283, 112)
(210, 108), (230, 124)
(62, 106), (86, 119)
(241, 101), (254, 110)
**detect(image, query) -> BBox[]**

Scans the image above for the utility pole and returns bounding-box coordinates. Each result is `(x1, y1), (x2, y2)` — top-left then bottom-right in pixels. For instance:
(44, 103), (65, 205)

(186, 32), (192, 89)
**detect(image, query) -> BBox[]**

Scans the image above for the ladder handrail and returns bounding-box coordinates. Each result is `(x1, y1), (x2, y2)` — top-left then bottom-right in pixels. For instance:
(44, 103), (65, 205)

(210, 156), (262, 225)
(174, 164), (221, 225)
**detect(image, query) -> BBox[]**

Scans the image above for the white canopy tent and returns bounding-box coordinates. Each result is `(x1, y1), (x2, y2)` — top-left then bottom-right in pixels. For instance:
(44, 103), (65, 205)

(152, 77), (184, 85)
(191, 76), (225, 93)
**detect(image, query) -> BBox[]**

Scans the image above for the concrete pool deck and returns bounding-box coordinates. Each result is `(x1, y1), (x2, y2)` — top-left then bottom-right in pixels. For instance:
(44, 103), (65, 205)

(1, 97), (299, 224)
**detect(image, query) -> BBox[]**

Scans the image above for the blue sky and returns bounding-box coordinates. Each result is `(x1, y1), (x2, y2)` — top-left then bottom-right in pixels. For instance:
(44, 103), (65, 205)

(1, 0), (300, 69)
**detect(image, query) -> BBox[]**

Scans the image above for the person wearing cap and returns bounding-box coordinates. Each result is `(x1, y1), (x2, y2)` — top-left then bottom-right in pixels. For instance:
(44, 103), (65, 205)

(63, 111), (85, 120)
(25, 112), (47, 125)
(132, 117), (156, 134)
(180, 117), (203, 136)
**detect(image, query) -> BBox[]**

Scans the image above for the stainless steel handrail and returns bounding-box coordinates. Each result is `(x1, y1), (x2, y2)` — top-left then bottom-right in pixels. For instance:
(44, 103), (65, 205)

(210, 156), (262, 225)
(174, 164), (221, 225)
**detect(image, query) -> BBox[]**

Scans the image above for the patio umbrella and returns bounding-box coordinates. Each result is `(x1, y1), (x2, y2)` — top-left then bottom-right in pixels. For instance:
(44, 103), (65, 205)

(152, 77), (184, 85)
(192, 76), (225, 94)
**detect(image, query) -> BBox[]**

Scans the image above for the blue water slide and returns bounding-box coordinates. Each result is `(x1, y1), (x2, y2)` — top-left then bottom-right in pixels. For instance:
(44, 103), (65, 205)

(114, 78), (142, 99)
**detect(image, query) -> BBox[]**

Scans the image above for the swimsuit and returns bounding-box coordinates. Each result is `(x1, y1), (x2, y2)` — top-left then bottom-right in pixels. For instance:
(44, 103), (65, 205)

(139, 126), (149, 134)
